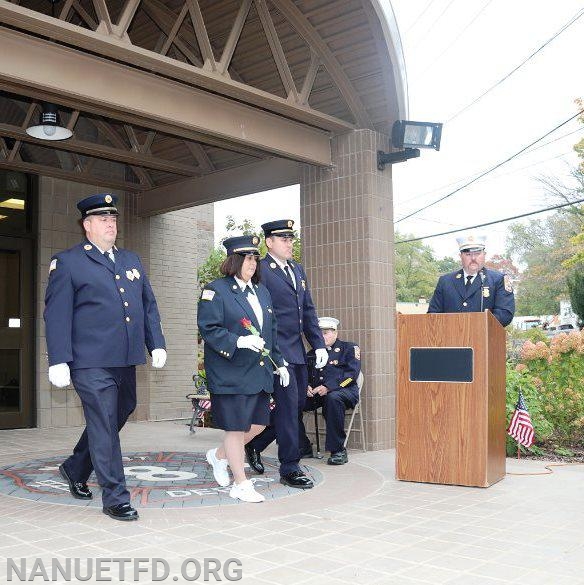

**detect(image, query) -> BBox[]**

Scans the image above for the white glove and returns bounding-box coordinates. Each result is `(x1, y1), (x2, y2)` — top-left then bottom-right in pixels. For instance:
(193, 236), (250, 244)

(277, 366), (290, 387)
(236, 335), (265, 352)
(48, 363), (71, 388)
(151, 348), (167, 368)
(314, 348), (328, 369)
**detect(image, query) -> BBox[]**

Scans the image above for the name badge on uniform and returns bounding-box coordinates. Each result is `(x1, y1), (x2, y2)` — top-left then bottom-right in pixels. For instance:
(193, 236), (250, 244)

(301, 279), (306, 290)
(482, 287), (490, 298)
(126, 270), (135, 281)
(132, 268), (141, 280)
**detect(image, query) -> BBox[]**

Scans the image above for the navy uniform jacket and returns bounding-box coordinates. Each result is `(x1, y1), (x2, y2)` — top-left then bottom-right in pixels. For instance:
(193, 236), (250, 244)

(260, 254), (325, 364)
(307, 339), (361, 393)
(428, 267), (515, 327)
(197, 276), (285, 395)
(44, 241), (165, 368)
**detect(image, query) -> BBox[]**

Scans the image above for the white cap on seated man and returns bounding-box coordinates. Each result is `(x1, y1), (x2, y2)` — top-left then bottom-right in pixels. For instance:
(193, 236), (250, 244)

(318, 317), (340, 331)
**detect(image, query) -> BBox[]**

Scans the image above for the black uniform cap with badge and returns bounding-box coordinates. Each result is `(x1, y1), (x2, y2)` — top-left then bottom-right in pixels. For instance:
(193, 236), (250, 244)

(261, 219), (295, 239)
(77, 193), (119, 218)
(223, 235), (261, 256)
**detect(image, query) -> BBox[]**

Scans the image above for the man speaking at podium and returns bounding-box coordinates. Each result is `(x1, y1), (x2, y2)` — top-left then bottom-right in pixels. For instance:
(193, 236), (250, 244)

(427, 234), (515, 327)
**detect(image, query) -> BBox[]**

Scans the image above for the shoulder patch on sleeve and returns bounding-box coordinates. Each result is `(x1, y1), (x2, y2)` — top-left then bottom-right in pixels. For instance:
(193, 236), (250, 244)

(201, 289), (216, 301)
(504, 274), (513, 293)
(49, 259), (57, 274)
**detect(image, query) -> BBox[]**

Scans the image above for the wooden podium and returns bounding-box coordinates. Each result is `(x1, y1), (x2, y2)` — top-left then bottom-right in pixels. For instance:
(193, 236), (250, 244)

(396, 311), (506, 487)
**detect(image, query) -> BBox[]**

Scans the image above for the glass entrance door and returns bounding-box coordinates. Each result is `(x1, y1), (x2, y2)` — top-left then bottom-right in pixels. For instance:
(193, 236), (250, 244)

(0, 236), (34, 429)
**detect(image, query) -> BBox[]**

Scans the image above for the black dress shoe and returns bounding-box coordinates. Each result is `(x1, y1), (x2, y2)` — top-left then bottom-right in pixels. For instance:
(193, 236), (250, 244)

(280, 471), (314, 489)
(59, 464), (92, 500)
(299, 447), (315, 459)
(327, 449), (348, 465)
(103, 503), (139, 521)
(245, 444), (264, 474)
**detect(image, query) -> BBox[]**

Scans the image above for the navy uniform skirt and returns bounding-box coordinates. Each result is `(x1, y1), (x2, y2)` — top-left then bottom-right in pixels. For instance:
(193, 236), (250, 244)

(210, 391), (270, 431)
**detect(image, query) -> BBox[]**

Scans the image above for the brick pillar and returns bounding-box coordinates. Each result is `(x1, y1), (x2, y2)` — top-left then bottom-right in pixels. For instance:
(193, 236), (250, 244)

(300, 129), (396, 449)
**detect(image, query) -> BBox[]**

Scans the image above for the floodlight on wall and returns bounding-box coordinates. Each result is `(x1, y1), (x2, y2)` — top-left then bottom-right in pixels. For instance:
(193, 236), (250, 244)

(377, 120), (442, 170)
(26, 103), (73, 141)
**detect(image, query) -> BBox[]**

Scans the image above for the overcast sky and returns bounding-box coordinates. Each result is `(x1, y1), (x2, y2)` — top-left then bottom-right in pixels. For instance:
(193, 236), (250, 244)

(216, 0), (584, 259)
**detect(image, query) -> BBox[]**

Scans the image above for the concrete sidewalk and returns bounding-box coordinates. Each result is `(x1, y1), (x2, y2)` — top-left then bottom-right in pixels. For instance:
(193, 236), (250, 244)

(1, 421), (583, 584)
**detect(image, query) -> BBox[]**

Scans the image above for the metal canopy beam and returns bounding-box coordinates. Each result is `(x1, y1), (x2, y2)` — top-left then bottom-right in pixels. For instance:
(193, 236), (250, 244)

(138, 158), (300, 216)
(0, 122), (201, 176)
(0, 1), (354, 135)
(0, 27), (331, 167)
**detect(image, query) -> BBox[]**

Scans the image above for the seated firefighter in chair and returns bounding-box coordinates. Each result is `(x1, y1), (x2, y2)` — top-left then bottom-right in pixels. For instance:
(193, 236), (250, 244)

(299, 317), (361, 465)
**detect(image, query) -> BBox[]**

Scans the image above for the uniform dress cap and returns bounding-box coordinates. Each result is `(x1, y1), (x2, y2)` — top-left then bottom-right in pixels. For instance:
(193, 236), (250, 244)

(261, 219), (295, 237)
(318, 317), (340, 330)
(456, 233), (486, 253)
(223, 235), (260, 256)
(77, 193), (119, 217)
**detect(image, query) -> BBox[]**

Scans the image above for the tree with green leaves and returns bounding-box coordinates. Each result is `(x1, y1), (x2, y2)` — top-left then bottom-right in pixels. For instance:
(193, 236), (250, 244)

(505, 213), (579, 315)
(436, 256), (459, 274)
(567, 270), (584, 324)
(394, 232), (440, 302)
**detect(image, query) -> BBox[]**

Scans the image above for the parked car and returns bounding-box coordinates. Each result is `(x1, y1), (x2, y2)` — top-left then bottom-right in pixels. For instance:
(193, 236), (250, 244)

(545, 323), (576, 338)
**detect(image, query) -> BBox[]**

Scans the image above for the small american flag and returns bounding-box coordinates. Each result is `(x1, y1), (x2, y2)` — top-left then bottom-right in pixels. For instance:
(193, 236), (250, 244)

(194, 399), (212, 419)
(507, 390), (535, 447)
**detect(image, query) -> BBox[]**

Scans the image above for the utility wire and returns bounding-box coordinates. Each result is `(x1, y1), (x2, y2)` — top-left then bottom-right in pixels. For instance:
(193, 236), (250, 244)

(418, 0), (495, 76)
(395, 196), (584, 244)
(396, 125), (583, 210)
(394, 109), (584, 224)
(405, 0), (437, 34)
(410, 0), (458, 51)
(446, 6), (584, 123)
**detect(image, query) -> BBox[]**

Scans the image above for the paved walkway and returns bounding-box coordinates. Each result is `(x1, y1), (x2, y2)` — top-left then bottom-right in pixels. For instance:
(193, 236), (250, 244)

(1, 421), (583, 584)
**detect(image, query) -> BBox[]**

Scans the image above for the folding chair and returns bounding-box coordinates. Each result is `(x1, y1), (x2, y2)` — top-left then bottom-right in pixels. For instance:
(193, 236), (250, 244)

(310, 371), (366, 455)
(343, 372), (366, 451)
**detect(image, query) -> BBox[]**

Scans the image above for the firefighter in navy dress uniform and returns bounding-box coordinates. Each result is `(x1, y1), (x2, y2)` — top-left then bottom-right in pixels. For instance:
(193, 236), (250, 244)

(197, 235), (288, 503)
(44, 193), (166, 521)
(245, 219), (328, 489)
(299, 317), (361, 465)
(428, 234), (515, 327)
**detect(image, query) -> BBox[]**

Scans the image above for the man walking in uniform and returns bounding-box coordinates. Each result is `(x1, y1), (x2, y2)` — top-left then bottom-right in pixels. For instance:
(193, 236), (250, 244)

(245, 219), (328, 489)
(44, 193), (166, 521)
(428, 234), (515, 327)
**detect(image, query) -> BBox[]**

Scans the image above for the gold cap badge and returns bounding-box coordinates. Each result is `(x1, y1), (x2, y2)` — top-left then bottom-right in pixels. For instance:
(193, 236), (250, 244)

(287, 220), (293, 228)
(105, 195), (112, 203)
(252, 236), (259, 245)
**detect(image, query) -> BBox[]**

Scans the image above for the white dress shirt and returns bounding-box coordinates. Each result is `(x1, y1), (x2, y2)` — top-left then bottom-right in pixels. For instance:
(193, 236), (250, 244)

(235, 276), (263, 331)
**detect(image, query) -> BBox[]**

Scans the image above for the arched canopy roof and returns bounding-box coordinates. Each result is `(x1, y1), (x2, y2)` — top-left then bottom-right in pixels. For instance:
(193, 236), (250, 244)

(0, 0), (407, 208)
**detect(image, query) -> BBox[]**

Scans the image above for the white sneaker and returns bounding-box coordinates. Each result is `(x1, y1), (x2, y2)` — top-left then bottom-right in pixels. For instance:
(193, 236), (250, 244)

(206, 448), (230, 487)
(229, 479), (265, 503)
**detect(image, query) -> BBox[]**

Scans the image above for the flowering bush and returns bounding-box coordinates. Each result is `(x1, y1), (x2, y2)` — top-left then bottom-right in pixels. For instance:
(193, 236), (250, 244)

(511, 330), (584, 446)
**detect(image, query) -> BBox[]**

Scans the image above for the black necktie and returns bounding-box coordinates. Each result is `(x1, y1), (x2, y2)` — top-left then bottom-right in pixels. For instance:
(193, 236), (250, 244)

(104, 251), (114, 264)
(283, 265), (295, 288)
(465, 275), (473, 287)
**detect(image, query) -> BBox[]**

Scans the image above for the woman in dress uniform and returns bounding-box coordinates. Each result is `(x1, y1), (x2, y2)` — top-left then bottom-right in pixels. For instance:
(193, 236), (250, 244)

(197, 235), (289, 503)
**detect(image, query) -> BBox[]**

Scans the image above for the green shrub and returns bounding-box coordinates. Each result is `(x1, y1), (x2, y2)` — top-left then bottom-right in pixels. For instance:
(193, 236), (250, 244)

(510, 331), (584, 447)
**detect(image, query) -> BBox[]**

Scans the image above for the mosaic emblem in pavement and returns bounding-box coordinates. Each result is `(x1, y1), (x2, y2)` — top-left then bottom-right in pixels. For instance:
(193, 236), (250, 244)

(0, 452), (323, 508)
